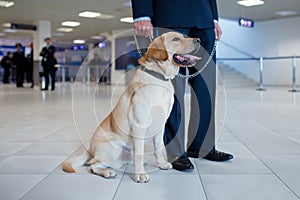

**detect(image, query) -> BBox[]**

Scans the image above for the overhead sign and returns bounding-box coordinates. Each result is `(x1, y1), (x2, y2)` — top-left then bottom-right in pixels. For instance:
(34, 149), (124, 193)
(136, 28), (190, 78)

(11, 23), (37, 31)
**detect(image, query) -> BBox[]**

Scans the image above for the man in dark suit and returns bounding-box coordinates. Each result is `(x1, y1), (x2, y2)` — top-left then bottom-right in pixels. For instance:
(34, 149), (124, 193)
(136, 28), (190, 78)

(131, 0), (233, 171)
(40, 37), (57, 91)
(12, 43), (27, 88)
(1, 52), (12, 84)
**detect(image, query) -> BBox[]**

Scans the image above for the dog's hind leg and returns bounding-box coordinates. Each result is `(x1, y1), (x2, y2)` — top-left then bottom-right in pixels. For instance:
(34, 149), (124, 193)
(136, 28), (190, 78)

(89, 163), (117, 179)
(62, 150), (92, 173)
(86, 157), (99, 165)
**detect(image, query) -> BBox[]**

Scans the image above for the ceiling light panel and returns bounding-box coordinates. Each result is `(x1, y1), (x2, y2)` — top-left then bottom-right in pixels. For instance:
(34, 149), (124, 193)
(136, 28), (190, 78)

(73, 39), (85, 44)
(57, 27), (73, 32)
(120, 17), (134, 23)
(276, 10), (297, 16)
(61, 21), (80, 27)
(91, 35), (104, 40)
(0, 1), (14, 8)
(52, 32), (64, 37)
(79, 11), (101, 18)
(237, 0), (264, 7)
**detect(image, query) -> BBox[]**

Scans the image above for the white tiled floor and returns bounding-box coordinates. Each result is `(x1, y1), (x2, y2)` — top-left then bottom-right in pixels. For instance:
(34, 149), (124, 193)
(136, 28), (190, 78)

(0, 83), (299, 200)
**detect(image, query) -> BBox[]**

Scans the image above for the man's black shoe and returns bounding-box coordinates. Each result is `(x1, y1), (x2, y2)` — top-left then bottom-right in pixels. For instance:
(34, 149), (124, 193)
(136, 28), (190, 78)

(41, 88), (48, 91)
(172, 156), (194, 171)
(203, 150), (233, 162)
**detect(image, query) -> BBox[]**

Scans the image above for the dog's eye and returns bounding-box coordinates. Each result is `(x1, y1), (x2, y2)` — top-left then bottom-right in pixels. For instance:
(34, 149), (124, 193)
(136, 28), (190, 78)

(172, 37), (181, 41)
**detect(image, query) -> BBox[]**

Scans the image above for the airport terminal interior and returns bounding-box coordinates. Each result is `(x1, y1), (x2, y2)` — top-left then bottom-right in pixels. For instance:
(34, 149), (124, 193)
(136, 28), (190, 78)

(0, 0), (300, 200)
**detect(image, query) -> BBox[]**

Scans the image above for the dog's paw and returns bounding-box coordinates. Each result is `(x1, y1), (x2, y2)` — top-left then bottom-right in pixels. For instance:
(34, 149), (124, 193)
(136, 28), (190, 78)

(157, 161), (172, 170)
(133, 173), (150, 183)
(89, 166), (117, 179)
(103, 169), (117, 179)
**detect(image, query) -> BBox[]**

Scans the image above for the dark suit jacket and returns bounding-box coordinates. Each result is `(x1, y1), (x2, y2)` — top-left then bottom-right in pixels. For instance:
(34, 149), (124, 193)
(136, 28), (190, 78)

(40, 45), (57, 69)
(1, 55), (12, 69)
(132, 0), (218, 29)
(12, 51), (27, 71)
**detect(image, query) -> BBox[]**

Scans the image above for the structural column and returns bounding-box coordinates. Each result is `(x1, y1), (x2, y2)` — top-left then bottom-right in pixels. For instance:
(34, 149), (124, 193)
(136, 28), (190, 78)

(33, 20), (51, 87)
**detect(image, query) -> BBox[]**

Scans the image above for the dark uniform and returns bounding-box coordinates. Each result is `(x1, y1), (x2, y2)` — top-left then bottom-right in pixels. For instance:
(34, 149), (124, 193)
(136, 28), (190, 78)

(132, 0), (232, 165)
(1, 53), (12, 84)
(40, 45), (57, 90)
(12, 51), (26, 87)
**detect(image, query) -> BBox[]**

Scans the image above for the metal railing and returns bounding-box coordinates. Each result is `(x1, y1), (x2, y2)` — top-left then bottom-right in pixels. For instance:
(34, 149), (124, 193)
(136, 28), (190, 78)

(217, 56), (299, 92)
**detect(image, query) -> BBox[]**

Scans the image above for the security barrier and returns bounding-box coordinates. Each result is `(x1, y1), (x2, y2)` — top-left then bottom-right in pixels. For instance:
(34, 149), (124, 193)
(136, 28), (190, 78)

(217, 56), (299, 92)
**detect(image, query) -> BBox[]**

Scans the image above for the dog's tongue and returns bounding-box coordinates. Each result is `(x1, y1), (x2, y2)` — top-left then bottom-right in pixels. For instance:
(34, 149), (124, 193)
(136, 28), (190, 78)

(184, 54), (201, 62)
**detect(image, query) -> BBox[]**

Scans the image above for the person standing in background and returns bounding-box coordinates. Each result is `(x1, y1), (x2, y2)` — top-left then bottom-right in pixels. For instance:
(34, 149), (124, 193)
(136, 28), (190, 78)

(131, 0), (233, 171)
(12, 43), (26, 88)
(26, 42), (34, 88)
(89, 53), (101, 82)
(1, 52), (12, 84)
(40, 37), (57, 91)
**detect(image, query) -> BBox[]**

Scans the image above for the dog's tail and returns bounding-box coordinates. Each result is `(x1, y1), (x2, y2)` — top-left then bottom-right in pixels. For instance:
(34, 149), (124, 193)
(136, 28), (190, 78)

(62, 150), (92, 173)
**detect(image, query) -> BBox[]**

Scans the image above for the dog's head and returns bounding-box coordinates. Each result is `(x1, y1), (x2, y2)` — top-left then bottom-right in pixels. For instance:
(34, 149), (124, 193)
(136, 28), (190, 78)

(139, 32), (201, 79)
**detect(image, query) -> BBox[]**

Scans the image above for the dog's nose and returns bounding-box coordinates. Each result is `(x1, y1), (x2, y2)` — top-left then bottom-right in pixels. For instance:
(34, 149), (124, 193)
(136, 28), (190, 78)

(193, 38), (200, 43)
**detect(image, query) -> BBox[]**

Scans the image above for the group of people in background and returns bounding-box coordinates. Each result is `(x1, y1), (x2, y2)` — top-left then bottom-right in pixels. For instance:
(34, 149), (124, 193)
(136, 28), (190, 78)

(1, 43), (33, 87)
(0, 37), (57, 91)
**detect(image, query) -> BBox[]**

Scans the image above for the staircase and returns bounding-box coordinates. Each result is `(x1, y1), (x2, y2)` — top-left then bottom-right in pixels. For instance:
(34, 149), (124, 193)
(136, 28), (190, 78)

(217, 63), (258, 88)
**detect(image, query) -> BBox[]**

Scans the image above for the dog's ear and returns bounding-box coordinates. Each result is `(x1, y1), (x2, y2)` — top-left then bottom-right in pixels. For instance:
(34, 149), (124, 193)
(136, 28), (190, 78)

(139, 35), (168, 64)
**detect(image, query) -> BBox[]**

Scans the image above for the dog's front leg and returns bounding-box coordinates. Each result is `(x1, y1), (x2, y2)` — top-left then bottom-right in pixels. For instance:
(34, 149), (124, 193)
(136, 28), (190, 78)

(153, 129), (172, 170)
(132, 125), (150, 183)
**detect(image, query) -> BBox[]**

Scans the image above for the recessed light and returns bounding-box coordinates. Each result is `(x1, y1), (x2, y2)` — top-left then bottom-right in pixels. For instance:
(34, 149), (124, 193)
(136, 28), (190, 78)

(276, 10), (297, 16)
(79, 11), (101, 18)
(0, 33), (5, 36)
(120, 17), (134, 23)
(0, 1), (14, 8)
(73, 39), (85, 44)
(61, 21), (80, 27)
(237, 0), (264, 7)
(57, 27), (73, 32)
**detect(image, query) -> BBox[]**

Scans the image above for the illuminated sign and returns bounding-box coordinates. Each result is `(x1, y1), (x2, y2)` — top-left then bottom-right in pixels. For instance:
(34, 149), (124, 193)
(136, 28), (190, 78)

(239, 18), (254, 28)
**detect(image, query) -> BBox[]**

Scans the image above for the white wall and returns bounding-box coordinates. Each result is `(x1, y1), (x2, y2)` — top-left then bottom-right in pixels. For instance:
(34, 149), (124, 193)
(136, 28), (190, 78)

(217, 17), (300, 86)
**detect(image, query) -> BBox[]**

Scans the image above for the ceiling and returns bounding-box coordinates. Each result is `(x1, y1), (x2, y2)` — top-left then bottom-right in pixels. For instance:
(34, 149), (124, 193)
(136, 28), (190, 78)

(218, 0), (300, 21)
(0, 0), (300, 44)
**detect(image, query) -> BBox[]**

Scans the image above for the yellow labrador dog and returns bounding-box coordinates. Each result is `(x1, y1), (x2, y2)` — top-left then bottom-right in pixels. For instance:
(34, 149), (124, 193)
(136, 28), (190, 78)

(62, 32), (200, 183)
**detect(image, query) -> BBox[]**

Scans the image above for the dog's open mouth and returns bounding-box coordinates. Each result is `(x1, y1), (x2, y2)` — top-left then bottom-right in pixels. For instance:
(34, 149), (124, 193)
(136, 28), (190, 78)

(173, 53), (201, 66)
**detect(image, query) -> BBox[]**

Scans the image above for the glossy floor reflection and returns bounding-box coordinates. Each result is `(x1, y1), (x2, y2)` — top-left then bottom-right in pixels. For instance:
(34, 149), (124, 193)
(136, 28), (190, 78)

(0, 83), (299, 200)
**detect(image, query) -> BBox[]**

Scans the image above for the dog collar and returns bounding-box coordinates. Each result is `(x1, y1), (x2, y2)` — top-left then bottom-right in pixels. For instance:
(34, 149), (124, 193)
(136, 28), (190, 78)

(139, 65), (169, 82)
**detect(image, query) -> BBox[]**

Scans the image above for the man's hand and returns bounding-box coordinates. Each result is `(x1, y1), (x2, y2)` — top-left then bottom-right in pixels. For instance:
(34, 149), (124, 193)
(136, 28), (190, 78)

(214, 22), (222, 41)
(134, 20), (153, 38)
